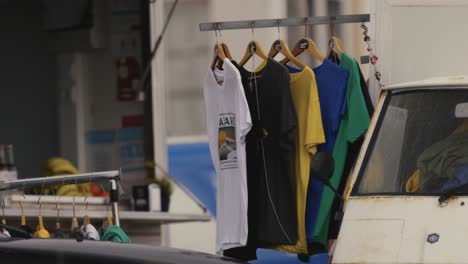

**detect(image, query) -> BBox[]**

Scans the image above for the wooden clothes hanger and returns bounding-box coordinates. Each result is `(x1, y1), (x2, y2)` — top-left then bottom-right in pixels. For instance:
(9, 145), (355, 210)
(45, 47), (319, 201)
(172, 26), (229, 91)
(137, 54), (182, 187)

(269, 26), (306, 69)
(215, 43), (233, 69)
(334, 36), (345, 52)
(239, 40), (268, 67)
(210, 25), (227, 70)
(217, 25), (233, 60)
(212, 25), (233, 70)
(239, 26), (268, 67)
(221, 43), (233, 60)
(327, 36), (344, 61)
(281, 25), (324, 65)
(210, 42), (227, 71)
(281, 25), (325, 64)
(281, 38), (325, 64)
(331, 36), (345, 54)
(328, 22), (345, 58)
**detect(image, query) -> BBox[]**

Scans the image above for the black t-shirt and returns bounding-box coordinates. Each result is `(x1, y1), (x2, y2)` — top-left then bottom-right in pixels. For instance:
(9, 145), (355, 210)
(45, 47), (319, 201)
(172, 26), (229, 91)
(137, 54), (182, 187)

(224, 59), (298, 260)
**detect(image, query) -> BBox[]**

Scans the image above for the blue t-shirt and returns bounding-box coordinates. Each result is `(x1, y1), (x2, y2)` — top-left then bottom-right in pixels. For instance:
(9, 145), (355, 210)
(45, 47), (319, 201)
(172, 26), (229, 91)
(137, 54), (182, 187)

(439, 164), (468, 192)
(286, 65), (302, 73)
(305, 59), (349, 243)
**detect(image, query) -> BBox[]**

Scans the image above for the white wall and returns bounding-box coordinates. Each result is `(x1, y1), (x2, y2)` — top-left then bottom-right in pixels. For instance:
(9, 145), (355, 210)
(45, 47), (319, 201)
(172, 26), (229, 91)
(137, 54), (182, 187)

(86, 50), (143, 131)
(56, 0), (145, 174)
(57, 53), (80, 169)
(0, 0), (59, 179)
(370, 0), (468, 101)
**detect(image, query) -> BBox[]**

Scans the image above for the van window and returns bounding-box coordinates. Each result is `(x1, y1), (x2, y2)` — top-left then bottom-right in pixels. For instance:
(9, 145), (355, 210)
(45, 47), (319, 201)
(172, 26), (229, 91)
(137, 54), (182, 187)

(356, 89), (468, 195)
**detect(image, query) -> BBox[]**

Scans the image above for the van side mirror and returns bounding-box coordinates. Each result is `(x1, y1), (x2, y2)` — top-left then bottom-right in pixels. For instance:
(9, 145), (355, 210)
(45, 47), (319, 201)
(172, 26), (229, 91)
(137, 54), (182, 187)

(311, 152), (344, 222)
(310, 152), (335, 185)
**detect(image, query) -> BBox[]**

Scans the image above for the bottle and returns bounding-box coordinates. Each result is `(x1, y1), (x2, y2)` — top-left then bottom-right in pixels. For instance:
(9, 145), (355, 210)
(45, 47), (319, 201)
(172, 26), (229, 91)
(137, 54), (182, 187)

(0, 145), (7, 182)
(5, 144), (17, 181)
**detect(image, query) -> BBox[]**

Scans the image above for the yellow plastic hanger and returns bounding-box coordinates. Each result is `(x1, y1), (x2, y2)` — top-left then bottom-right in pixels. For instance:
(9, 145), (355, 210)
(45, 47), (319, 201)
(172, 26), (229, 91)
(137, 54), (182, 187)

(104, 198), (113, 230)
(18, 199), (26, 226)
(84, 197), (91, 225)
(34, 197), (50, 238)
(82, 181), (92, 226)
(1, 199), (6, 225)
(106, 216), (114, 227)
(1, 199), (12, 237)
(56, 199), (62, 232)
(71, 196), (79, 229)
(84, 215), (91, 225)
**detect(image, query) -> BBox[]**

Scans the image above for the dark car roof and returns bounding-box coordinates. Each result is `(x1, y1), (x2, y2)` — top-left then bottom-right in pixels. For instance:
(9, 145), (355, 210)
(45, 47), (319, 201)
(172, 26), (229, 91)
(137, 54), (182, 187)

(0, 238), (245, 264)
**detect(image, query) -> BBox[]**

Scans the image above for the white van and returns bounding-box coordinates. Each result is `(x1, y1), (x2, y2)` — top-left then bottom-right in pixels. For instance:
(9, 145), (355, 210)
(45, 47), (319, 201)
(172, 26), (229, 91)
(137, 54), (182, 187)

(328, 77), (468, 264)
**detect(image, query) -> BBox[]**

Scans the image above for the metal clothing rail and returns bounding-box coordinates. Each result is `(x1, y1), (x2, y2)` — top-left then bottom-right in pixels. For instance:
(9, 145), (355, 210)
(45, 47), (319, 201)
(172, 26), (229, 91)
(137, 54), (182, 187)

(199, 14), (370, 31)
(0, 170), (122, 226)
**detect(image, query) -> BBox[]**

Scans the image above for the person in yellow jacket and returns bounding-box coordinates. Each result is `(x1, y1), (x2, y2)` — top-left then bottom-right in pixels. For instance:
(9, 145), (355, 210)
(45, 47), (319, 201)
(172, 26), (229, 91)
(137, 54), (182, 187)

(43, 157), (109, 197)
(39, 157), (90, 196)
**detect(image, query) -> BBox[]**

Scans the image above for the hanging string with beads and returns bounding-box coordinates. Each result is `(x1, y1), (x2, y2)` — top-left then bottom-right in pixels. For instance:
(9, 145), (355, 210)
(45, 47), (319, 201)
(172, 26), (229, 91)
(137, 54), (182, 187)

(361, 22), (383, 91)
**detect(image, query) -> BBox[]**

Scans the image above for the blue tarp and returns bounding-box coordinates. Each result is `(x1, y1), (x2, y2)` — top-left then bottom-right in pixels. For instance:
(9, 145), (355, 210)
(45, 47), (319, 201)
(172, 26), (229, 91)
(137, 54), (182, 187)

(168, 142), (217, 216)
(168, 142), (328, 264)
(254, 249), (328, 264)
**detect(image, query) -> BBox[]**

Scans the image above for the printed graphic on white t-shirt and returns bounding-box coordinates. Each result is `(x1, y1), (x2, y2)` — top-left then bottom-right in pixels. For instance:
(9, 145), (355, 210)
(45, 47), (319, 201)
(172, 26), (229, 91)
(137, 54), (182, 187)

(218, 113), (238, 169)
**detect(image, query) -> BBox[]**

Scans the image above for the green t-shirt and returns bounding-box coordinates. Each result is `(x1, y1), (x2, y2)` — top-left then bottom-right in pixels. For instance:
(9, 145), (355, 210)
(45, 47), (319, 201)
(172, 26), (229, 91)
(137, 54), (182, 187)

(101, 226), (131, 243)
(313, 52), (370, 248)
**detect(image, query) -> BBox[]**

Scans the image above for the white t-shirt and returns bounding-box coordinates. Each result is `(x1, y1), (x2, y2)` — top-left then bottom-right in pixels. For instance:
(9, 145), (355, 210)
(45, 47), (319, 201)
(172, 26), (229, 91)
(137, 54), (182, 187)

(203, 59), (252, 254)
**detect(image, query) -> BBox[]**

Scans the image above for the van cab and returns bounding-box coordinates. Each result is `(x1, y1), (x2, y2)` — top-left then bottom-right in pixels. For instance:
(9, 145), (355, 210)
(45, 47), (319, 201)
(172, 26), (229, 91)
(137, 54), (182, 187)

(332, 77), (468, 264)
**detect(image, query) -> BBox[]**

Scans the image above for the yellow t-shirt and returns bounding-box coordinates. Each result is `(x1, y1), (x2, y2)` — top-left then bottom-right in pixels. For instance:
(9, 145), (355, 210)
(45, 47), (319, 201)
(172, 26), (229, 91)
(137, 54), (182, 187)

(273, 66), (326, 254)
